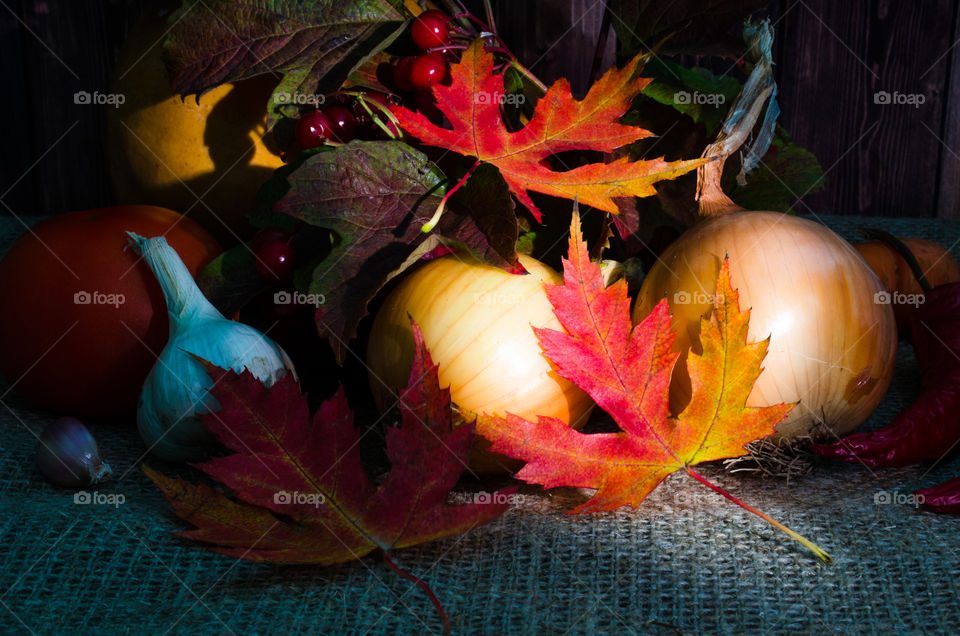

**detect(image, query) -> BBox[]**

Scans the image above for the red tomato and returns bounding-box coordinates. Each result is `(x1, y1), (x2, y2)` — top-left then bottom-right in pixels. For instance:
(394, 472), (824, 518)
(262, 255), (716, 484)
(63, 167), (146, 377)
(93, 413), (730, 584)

(0, 205), (221, 420)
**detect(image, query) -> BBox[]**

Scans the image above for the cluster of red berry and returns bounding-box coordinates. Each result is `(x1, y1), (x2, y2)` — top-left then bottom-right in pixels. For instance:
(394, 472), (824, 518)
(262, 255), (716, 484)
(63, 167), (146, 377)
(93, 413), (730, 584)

(293, 94), (399, 150)
(293, 10), (453, 151)
(394, 10), (453, 91)
(278, 10), (461, 284)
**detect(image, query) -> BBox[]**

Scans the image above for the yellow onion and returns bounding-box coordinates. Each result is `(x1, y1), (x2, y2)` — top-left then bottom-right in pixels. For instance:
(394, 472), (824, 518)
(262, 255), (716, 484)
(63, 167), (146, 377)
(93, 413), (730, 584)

(635, 211), (897, 440)
(367, 253), (594, 473)
(634, 23), (896, 441)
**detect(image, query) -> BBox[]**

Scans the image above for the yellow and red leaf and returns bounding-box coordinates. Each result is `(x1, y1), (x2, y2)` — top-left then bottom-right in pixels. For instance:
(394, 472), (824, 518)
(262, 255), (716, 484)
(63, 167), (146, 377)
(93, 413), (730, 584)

(478, 212), (794, 514)
(391, 40), (705, 220)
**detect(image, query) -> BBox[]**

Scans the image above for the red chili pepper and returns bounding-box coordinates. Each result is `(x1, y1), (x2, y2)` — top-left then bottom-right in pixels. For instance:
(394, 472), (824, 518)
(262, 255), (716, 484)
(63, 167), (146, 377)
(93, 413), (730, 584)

(916, 474), (960, 514)
(813, 282), (960, 466)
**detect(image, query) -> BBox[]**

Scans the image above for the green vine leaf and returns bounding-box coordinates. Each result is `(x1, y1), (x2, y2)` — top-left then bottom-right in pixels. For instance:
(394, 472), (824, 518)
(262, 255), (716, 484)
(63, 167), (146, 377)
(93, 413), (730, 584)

(163, 0), (405, 100)
(640, 58), (742, 136)
(273, 141), (520, 360)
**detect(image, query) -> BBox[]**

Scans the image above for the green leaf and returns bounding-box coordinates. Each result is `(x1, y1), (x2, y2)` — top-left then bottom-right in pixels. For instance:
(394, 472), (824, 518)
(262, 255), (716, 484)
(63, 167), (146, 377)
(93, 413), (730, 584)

(266, 19), (407, 130)
(443, 164), (520, 270)
(248, 149), (322, 231)
(640, 58), (741, 135)
(273, 141), (520, 360)
(728, 126), (825, 212)
(265, 67), (317, 128)
(274, 141), (444, 360)
(516, 231), (537, 256)
(345, 51), (396, 93)
(163, 0), (404, 99)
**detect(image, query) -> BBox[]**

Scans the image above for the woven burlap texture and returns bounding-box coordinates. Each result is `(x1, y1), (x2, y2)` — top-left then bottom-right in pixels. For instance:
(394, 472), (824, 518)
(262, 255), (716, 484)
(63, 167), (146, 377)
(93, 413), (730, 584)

(1, 215), (959, 634)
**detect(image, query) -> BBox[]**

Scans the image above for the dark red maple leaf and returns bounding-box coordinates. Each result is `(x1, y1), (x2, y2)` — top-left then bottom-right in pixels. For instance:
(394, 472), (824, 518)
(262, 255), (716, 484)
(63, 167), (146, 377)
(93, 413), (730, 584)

(145, 323), (512, 565)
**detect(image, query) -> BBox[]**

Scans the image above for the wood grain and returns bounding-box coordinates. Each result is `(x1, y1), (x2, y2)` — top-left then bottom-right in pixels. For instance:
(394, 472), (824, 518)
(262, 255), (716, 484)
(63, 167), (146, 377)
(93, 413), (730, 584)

(774, 0), (954, 217)
(491, 0), (615, 95)
(937, 1), (960, 218)
(2, 0), (959, 219)
(1, 0), (142, 216)
(0, 0), (32, 218)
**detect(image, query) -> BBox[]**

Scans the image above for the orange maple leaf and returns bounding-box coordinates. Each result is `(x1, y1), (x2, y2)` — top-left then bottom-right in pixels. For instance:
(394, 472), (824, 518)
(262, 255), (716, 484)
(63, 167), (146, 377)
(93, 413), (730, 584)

(478, 212), (830, 561)
(391, 40), (705, 221)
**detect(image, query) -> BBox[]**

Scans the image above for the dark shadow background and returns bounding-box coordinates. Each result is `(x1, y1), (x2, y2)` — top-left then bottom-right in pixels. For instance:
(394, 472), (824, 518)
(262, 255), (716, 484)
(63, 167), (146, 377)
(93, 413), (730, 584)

(2, 0), (959, 218)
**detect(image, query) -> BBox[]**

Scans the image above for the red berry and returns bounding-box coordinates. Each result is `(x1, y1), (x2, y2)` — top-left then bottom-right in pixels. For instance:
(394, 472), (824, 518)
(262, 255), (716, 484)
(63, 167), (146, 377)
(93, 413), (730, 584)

(252, 227), (295, 280)
(409, 53), (449, 91)
(254, 238), (296, 281)
(295, 110), (333, 149)
(251, 227), (292, 252)
(393, 56), (417, 92)
(411, 10), (450, 51)
(375, 61), (399, 89)
(322, 105), (356, 142)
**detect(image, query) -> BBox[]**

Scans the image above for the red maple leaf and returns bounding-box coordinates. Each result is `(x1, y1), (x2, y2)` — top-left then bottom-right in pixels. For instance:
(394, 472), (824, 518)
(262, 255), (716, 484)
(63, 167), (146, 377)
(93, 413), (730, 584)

(478, 211), (830, 560)
(391, 39), (705, 221)
(145, 323), (511, 566)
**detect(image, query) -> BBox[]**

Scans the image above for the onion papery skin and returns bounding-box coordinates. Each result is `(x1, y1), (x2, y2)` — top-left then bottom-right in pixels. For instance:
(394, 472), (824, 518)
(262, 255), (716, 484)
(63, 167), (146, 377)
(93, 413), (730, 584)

(367, 254), (594, 474)
(634, 211), (897, 440)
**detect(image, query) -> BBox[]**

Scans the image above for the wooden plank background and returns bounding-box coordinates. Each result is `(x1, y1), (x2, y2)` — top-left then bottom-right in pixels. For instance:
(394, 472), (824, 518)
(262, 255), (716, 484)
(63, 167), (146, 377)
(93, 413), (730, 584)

(772, 0), (958, 218)
(2, 0), (959, 218)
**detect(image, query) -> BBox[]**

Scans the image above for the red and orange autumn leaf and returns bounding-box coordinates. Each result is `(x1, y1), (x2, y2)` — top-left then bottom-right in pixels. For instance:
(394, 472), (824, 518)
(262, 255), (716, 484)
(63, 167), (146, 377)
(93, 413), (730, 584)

(391, 39), (705, 221)
(478, 212), (794, 514)
(145, 323), (511, 565)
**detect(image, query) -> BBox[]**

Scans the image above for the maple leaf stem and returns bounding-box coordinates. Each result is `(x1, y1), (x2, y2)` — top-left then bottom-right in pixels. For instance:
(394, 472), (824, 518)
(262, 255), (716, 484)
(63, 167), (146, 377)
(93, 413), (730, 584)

(684, 466), (832, 563)
(382, 551), (452, 636)
(421, 160), (480, 233)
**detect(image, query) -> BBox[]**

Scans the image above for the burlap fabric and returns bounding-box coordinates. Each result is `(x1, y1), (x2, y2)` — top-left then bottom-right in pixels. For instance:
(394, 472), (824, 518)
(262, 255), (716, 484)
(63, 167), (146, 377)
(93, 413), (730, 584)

(1, 215), (959, 634)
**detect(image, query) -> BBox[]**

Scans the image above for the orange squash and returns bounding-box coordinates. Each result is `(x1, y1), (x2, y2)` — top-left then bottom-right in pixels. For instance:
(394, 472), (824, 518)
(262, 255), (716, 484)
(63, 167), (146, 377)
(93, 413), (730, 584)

(854, 237), (960, 333)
